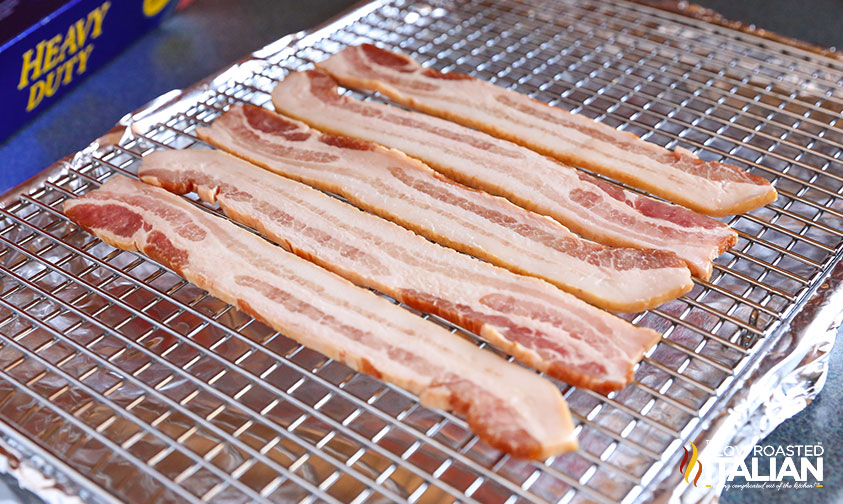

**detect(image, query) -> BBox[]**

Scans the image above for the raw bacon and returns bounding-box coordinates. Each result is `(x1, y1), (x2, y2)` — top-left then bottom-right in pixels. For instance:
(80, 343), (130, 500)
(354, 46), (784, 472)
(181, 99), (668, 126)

(315, 44), (778, 217)
(63, 175), (578, 459)
(272, 69), (738, 280)
(141, 149), (662, 393)
(196, 105), (694, 312)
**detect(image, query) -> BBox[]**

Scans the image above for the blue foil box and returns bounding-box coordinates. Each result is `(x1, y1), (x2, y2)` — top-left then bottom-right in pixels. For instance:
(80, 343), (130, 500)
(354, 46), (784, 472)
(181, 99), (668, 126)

(0, 0), (177, 142)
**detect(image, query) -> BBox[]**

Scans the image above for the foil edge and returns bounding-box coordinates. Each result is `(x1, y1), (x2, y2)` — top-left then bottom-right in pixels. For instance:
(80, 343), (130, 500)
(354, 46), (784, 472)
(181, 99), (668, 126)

(0, 422), (112, 504)
(646, 258), (843, 503)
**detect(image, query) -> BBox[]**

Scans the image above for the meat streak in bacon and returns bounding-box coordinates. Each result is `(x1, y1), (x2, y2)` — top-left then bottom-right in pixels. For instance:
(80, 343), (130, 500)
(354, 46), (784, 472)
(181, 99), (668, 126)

(196, 105), (694, 312)
(272, 69), (738, 279)
(64, 176), (578, 459)
(314, 44), (777, 217)
(141, 149), (662, 393)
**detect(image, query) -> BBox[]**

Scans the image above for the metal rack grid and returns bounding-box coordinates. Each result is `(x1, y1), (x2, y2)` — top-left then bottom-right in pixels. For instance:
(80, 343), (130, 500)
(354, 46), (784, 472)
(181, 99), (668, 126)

(0, 0), (841, 502)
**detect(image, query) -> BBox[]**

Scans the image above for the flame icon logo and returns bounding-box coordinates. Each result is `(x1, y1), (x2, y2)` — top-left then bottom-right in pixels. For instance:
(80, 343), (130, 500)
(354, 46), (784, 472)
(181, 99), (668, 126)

(679, 441), (703, 486)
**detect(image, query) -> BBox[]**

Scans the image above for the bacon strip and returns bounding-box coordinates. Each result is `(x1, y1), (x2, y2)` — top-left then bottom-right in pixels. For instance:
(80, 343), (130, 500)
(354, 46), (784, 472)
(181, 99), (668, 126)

(314, 44), (778, 217)
(63, 176), (577, 459)
(272, 70), (738, 280)
(196, 105), (693, 312)
(141, 149), (662, 393)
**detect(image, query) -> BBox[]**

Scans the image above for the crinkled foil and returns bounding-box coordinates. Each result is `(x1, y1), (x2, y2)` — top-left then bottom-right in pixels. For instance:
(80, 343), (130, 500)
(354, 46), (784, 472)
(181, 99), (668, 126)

(0, 434), (88, 504)
(652, 260), (843, 503)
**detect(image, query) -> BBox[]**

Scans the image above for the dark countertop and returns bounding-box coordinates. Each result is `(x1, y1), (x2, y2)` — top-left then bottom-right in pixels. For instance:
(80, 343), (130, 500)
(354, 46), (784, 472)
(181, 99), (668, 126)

(690, 0), (843, 51)
(0, 0), (840, 503)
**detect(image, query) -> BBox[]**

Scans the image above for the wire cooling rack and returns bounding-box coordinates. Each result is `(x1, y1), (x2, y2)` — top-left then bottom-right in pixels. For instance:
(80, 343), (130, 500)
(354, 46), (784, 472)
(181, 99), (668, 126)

(0, 0), (841, 502)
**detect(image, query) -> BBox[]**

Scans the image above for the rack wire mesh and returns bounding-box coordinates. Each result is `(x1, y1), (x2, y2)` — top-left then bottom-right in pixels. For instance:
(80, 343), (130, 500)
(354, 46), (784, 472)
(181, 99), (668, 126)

(0, 0), (842, 502)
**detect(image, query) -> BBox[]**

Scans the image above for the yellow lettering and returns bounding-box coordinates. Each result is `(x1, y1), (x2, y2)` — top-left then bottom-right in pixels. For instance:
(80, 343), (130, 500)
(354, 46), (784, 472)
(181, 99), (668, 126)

(24, 43), (93, 112)
(74, 17), (91, 47)
(60, 55), (78, 85)
(143, 0), (169, 17)
(76, 44), (94, 75)
(90, 2), (111, 38)
(18, 1), (109, 92)
(74, 2), (109, 48)
(18, 41), (46, 90)
(76, 13), (92, 46)
(59, 23), (79, 62)
(42, 34), (63, 74)
(18, 2), (108, 104)
(43, 70), (62, 99)
(26, 81), (46, 112)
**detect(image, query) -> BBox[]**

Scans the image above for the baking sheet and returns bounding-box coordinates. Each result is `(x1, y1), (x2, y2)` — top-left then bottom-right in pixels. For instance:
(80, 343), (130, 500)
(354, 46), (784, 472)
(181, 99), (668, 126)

(0, 0), (841, 502)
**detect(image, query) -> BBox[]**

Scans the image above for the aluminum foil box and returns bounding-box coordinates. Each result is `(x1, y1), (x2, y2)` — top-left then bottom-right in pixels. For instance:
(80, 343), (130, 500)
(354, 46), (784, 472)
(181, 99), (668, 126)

(0, 0), (178, 142)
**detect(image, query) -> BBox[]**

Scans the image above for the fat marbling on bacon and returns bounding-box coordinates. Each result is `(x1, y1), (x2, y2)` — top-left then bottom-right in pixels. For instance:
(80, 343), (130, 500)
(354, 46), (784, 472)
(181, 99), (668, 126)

(272, 70), (738, 280)
(140, 149), (662, 393)
(315, 44), (778, 217)
(195, 105), (694, 312)
(63, 175), (577, 459)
